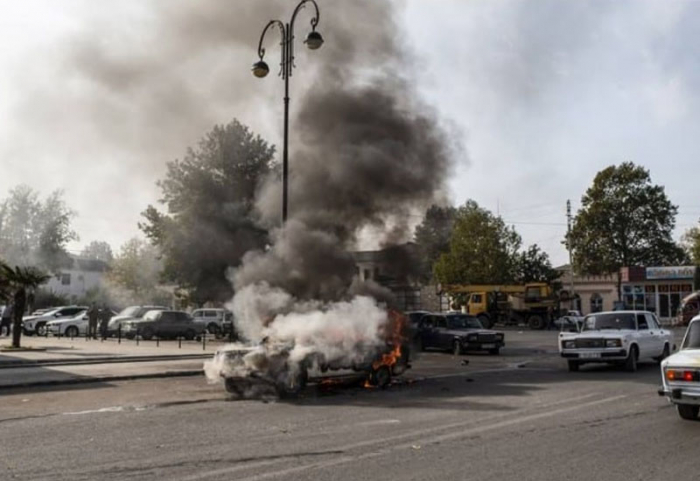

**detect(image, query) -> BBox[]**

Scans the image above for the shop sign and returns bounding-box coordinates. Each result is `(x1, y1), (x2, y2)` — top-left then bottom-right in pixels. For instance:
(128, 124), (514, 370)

(646, 266), (696, 280)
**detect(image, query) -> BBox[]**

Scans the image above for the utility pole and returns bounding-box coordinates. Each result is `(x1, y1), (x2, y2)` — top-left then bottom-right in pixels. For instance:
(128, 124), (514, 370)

(566, 200), (576, 311)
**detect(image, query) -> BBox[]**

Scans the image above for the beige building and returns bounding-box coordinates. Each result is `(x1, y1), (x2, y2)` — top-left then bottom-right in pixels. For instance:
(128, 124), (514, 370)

(556, 265), (619, 315)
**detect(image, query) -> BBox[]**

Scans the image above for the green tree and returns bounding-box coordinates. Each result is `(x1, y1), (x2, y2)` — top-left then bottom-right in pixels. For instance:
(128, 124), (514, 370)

(568, 162), (687, 294)
(0, 186), (77, 272)
(413, 205), (456, 282)
(682, 226), (700, 265)
(80, 241), (114, 264)
(0, 261), (49, 348)
(515, 244), (559, 284)
(139, 119), (276, 304)
(434, 200), (521, 286)
(107, 238), (164, 305)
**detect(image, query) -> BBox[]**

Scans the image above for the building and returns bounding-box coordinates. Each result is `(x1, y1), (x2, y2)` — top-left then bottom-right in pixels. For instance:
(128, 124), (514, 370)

(620, 266), (697, 323)
(43, 256), (109, 300)
(555, 265), (618, 315)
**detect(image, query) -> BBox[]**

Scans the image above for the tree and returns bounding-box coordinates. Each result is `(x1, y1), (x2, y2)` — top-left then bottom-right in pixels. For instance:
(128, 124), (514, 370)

(568, 162), (687, 295)
(515, 244), (559, 284)
(107, 238), (167, 305)
(0, 261), (49, 348)
(80, 241), (114, 264)
(434, 200), (521, 286)
(0, 186), (77, 272)
(682, 226), (700, 265)
(413, 205), (456, 282)
(139, 119), (276, 304)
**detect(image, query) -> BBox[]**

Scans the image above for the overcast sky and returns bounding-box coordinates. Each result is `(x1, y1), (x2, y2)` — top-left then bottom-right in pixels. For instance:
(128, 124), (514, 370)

(2, 0), (699, 267)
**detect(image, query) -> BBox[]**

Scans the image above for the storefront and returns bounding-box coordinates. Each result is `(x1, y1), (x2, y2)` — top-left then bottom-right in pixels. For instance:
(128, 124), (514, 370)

(620, 266), (697, 323)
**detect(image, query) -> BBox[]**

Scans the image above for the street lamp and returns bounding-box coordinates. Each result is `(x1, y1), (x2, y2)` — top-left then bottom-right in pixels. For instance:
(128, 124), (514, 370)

(253, 0), (323, 224)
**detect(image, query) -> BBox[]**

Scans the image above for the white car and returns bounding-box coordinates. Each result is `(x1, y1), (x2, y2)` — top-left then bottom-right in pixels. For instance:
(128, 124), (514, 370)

(555, 310), (584, 331)
(46, 310), (89, 337)
(559, 310), (672, 372)
(192, 308), (232, 338)
(22, 306), (88, 336)
(658, 315), (700, 420)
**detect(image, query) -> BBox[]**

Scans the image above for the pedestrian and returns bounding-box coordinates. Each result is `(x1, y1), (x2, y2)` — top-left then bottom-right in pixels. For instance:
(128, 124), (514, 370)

(88, 303), (99, 339)
(0, 303), (12, 337)
(99, 304), (111, 339)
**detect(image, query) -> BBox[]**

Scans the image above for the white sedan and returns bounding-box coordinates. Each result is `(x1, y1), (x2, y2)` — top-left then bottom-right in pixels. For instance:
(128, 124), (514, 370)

(46, 310), (89, 337)
(559, 310), (673, 372)
(659, 315), (700, 420)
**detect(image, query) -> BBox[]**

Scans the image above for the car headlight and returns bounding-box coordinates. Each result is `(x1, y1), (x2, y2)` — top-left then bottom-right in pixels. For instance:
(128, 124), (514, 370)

(605, 339), (621, 348)
(467, 334), (477, 341)
(563, 340), (576, 349)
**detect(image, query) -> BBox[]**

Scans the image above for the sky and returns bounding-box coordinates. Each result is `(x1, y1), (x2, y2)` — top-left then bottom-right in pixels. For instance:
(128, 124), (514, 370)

(1, 0), (700, 267)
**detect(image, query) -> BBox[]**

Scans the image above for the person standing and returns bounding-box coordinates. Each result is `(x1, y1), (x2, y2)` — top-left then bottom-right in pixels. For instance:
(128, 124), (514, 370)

(88, 303), (99, 339)
(99, 304), (111, 339)
(0, 303), (12, 337)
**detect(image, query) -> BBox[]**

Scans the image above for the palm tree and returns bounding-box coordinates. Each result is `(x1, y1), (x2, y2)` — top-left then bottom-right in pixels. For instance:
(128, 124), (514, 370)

(0, 261), (50, 348)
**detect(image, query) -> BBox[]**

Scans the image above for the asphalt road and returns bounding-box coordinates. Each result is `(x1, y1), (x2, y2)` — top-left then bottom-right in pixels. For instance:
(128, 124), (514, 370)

(0, 329), (695, 481)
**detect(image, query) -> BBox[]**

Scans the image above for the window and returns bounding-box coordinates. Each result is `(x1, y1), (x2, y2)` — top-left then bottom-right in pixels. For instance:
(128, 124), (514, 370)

(525, 286), (541, 300)
(646, 313), (659, 330)
(436, 316), (447, 329)
(364, 269), (371, 280)
(61, 273), (71, 286)
(637, 314), (648, 330)
(422, 317), (435, 328)
(590, 293), (603, 313)
(471, 294), (483, 304)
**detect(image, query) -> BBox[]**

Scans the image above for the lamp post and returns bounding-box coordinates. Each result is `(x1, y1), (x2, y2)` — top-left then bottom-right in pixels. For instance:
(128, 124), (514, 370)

(252, 0), (323, 224)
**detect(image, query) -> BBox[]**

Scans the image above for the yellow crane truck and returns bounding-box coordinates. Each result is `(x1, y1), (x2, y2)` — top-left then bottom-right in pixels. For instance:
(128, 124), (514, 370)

(441, 282), (560, 330)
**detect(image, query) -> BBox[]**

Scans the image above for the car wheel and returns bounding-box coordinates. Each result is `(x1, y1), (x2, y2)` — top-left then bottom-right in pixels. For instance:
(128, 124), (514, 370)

(369, 365), (391, 389)
(655, 344), (670, 363)
(453, 340), (463, 356)
(65, 326), (79, 338)
(392, 345), (410, 376)
(35, 323), (47, 336)
(224, 378), (244, 399)
(141, 327), (154, 341)
(184, 329), (196, 341)
(276, 367), (308, 398)
(528, 315), (545, 330)
(677, 404), (699, 420)
(207, 323), (222, 339)
(624, 345), (638, 372)
(125, 333), (135, 340)
(489, 348), (500, 355)
(568, 360), (580, 372)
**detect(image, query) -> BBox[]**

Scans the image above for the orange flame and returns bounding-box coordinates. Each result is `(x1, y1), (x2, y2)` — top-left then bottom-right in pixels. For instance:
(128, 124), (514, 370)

(364, 310), (406, 388)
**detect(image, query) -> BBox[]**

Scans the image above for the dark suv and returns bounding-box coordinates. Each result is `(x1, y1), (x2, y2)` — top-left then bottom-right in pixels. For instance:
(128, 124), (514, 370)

(122, 310), (204, 340)
(418, 313), (505, 355)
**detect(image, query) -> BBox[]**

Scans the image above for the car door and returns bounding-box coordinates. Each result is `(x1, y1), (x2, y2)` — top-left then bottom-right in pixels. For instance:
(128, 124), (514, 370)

(635, 313), (653, 359)
(420, 316), (437, 348)
(645, 313), (665, 357)
(435, 316), (450, 349)
(157, 312), (175, 337)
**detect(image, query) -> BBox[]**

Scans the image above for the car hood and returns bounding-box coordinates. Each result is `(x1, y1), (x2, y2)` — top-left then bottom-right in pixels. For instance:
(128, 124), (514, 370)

(663, 349), (700, 368)
(109, 315), (136, 324)
(22, 315), (42, 322)
(441, 328), (501, 337)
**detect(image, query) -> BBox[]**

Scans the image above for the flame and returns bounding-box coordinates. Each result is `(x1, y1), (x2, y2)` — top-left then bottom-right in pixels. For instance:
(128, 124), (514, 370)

(364, 310), (406, 388)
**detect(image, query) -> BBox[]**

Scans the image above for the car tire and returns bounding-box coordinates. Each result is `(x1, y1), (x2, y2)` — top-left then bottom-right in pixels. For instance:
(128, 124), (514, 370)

(528, 315), (545, 330)
(276, 367), (308, 398)
(654, 344), (670, 363)
(677, 404), (699, 421)
(568, 360), (580, 372)
(65, 326), (79, 338)
(624, 345), (638, 372)
(141, 327), (154, 341)
(35, 323), (47, 336)
(453, 340), (463, 356)
(489, 348), (500, 355)
(207, 323), (222, 339)
(184, 329), (196, 341)
(369, 365), (391, 389)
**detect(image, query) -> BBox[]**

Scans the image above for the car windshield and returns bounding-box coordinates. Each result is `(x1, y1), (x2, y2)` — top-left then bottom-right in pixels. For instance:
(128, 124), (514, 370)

(143, 311), (160, 321)
(118, 306), (142, 317)
(582, 313), (636, 331)
(447, 316), (483, 329)
(682, 322), (700, 349)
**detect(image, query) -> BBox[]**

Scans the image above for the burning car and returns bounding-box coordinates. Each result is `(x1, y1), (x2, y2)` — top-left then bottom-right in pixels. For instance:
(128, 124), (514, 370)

(206, 309), (411, 397)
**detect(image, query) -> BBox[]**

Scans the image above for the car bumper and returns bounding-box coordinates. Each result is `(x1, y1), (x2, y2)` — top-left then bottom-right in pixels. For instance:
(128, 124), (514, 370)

(560, 349), (627, 361)
(658, 385), (700, 405)
(462, 341), (505, 351)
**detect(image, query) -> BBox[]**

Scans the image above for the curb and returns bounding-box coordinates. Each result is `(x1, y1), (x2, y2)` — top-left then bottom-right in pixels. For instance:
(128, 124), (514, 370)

(0, 354), (212, 369)
(0, 369), (204, 390)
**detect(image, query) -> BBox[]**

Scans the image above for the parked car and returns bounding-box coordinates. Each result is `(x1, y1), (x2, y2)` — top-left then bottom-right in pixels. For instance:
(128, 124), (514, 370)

(192, 308), (233, 338)
(555, 310), (584, 331)
(122, 310), (205, 340)
(658, 314), (700, 420)
(107, 305), (168, 336)
(46, 310), (89, 337)
(22, 306), (88, 336)
(418, 312), (505, 355)
(559, 310), (673, 372)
